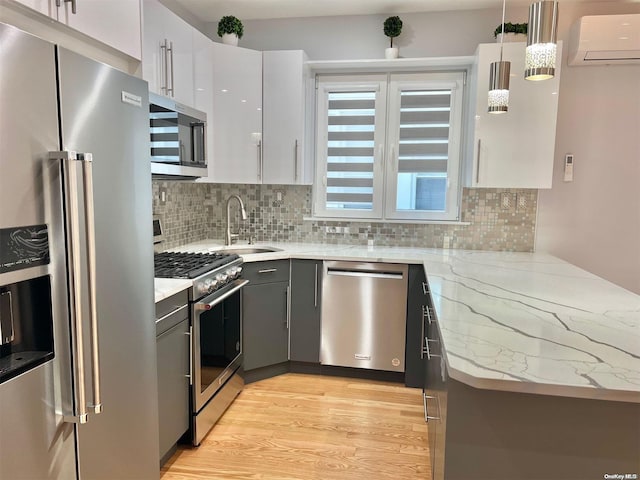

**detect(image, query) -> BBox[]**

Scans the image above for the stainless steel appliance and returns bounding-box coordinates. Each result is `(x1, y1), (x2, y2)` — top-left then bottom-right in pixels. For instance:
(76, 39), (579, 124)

(0, 23), (158, 479)
(321, 261), (408, 372)
(154, 251), (247, 445)
(149, 92), (207, 178)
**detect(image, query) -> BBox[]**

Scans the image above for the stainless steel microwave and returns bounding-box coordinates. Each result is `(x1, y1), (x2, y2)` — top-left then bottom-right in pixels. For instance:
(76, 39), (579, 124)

(149, 92), (207, 178)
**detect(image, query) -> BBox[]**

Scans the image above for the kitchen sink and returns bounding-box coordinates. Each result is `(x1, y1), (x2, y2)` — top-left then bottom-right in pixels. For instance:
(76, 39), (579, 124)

(220, 247), (282, 255)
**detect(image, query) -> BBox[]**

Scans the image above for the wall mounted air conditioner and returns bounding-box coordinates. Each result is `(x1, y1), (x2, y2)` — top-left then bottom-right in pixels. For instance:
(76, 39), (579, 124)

(568, 14), (640, 65)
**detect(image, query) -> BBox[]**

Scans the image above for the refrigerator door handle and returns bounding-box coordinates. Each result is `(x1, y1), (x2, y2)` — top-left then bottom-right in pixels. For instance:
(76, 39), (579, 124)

(80, 153), (102, 415)
(50, 151), (102, 423)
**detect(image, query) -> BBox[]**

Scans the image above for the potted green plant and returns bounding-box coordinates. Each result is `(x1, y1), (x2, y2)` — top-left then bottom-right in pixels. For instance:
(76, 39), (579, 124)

(218, 15), (244, 46)
(494, 22), (527, 42)
(383, 16), (403, 59)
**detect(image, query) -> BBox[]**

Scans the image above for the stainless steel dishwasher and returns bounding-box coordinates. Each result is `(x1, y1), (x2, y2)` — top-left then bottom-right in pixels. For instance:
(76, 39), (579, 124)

(320, 261), (408, 372)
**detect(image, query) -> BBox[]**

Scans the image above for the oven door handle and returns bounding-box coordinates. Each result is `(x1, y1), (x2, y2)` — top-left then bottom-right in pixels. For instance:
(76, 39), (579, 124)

(195, 279), (249, 311)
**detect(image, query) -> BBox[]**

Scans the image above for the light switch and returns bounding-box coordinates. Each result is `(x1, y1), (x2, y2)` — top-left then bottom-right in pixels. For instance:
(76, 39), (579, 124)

(564, 154), (574, 182)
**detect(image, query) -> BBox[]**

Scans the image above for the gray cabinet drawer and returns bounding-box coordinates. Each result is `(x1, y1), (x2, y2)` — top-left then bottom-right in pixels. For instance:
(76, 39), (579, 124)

(242, 260), (290, 285)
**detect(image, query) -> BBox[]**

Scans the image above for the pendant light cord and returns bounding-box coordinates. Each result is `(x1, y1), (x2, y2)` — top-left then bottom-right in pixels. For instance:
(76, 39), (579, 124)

(499, 0), (506, 62)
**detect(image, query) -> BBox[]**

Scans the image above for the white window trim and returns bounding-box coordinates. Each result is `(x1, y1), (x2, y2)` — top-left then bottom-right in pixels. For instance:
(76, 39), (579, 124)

(384, 72), (465, 221)
(313, 71), (466, 223)
(313, 75), (387, 219)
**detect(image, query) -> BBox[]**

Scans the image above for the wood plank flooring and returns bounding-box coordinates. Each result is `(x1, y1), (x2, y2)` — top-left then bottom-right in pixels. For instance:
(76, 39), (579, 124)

(161, 373), (430, 480)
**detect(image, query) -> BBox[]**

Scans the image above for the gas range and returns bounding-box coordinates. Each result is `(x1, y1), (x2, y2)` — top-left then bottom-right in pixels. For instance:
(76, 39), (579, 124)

(154, 251), (243, 300)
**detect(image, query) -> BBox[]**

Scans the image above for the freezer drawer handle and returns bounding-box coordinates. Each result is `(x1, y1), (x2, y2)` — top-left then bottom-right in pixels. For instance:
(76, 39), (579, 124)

(51, 151), (102, 423)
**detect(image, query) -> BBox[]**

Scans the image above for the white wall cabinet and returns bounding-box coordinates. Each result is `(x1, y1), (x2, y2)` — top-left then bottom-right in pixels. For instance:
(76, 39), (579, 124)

(207, 42), (263, 184)
(142, 0), (194, 106)
(262, 50), (313, 185)
(193, 28), (214, 178)
(13, 0), (142, 60)
(465, 42), (562, 189)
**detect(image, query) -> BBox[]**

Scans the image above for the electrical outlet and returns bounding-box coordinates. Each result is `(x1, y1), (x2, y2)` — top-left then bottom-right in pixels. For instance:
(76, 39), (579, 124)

(159, 187), (167, 205)
(501, 192), (513, 210)
(517, 194), (528, 211)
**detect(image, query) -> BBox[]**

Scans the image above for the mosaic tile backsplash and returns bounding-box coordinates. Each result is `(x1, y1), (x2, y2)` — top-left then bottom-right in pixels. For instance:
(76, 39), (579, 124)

(152, 181), (538, 252)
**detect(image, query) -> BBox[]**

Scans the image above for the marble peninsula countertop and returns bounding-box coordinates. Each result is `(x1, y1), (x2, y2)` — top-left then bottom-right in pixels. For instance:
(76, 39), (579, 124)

(157, 240), (640, 403)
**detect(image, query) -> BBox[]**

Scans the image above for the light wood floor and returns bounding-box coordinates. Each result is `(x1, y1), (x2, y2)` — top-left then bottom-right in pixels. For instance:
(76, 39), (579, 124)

(161, 373), (430, 480)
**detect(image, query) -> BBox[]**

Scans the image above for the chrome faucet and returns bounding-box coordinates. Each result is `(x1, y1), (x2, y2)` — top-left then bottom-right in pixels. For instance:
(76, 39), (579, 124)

(225, 194), (248, 245)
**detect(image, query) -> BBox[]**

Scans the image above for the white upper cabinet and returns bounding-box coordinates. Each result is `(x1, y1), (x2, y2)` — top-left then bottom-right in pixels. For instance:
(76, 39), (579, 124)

(142, 0), (194, 106)
(192, 28), (214, 178)
(208, 42), (263, 184)
(13, 0), (142, 60)
(262, 50), (312, 185)
(465, 42), (562, 189)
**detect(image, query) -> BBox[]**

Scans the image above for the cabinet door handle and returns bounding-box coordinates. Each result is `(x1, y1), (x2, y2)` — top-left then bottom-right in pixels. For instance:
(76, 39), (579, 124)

(185, 327), (193, 385)
(420, 306), (426, 360)
(294, 139), (299, 181)
(423, 337), (441, 360)
(167, 41), (175, 97)
(258, 268), (277, 274)
(476, 138), (482, 184)
(314, 263), (318, 308)
(423, 391), (440, 423)
(285, 286), (290, 329)
(257, 140), (262, 181)
(160, 40), (168, 94)
(64, 0), (77, 14)
(422, 281), (429, 295)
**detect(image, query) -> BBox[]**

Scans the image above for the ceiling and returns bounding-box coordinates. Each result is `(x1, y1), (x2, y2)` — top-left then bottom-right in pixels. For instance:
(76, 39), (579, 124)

(172, 0), (610, 22)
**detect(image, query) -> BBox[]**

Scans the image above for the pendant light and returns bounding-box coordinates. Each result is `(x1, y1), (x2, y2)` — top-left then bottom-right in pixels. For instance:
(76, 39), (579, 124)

(525, 1), (558, 81)
(488, 0), (511, 114)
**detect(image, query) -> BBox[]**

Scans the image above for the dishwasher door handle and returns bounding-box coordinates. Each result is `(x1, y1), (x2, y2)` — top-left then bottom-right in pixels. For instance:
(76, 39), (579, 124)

(326, 269), (404, 280)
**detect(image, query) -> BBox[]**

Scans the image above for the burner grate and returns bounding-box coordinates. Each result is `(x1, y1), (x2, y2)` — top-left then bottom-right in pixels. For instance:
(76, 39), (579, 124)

(154, 251), (239, 279)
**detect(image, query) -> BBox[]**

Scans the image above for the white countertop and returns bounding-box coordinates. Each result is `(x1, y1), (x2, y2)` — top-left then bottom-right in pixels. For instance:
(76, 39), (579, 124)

(154, 277), (192, 303)
(161, 240), (640, 403)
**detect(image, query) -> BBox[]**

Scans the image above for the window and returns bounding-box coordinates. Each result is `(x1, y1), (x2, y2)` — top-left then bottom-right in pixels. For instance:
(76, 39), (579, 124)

(314, 72), (465, 221)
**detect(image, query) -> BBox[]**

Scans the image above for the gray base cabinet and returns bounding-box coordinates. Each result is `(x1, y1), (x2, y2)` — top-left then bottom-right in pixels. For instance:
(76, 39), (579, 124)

(156, 318), (190, 462)
(289, 260), (322, 363)
(242, 260), (290, 371)
(405, 264), (429, 387)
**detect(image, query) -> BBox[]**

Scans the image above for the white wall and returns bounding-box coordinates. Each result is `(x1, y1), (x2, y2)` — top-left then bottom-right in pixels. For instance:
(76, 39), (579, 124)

(535, 2), (640, 295)
(203, 1), (640, 294)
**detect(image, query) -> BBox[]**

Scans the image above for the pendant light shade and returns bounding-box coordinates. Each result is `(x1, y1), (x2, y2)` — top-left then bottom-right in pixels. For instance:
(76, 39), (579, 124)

(488, 0), (511, 114)
(488, 61), (511, 114)
(525, 1), (558, 81)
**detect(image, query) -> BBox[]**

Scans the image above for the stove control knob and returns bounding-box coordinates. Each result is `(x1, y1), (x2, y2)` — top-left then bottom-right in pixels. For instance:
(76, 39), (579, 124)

(227, 267), (238, 279)
(236, 266), (243, 276)
(204, 279), (216, 293)
(197, 282), (209, 295)
(216, 273), (228, 284)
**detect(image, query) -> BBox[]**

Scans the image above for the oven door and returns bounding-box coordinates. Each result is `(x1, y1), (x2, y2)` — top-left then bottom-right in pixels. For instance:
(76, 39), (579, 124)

(192, 279), (248, 413)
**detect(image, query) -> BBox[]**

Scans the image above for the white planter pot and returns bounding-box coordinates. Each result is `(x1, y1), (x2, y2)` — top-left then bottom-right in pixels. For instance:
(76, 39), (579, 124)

(221, 33), (239, 46)
(385, 47), (399, 59)
(496, 33), (526, 43)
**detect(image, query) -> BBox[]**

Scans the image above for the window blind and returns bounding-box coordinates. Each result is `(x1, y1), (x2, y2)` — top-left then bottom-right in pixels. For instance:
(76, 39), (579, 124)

(325, 91), (376, 210)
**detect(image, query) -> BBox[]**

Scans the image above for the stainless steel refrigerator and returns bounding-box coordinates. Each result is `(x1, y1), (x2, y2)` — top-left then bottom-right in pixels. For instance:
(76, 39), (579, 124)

(0, 23), (159, 479)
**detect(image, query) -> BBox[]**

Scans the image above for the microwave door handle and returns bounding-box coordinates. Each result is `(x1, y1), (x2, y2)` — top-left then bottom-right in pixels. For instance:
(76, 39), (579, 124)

(51, 151), (89, 424)
(191, 122), (205, 164)
(81, 153), (102, 415)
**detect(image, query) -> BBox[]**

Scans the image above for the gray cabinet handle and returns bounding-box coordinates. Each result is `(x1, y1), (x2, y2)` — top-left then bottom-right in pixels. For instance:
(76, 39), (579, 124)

(422, 281), (429, 295)
(423, 391), (440, 423)
(285, 286), (290, 329)
(258, 268), (277, 274)
(314, 263), (318, 308)
(420, 305), (426, 360)
(185, 326), (193, 385)
(423, 337), (441, 360)
(422, 305), (432, 326)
